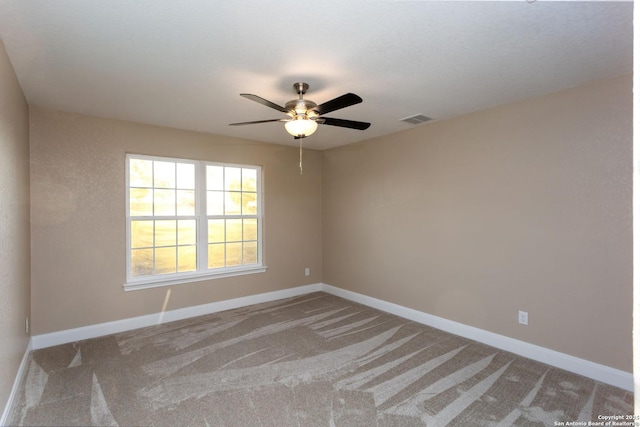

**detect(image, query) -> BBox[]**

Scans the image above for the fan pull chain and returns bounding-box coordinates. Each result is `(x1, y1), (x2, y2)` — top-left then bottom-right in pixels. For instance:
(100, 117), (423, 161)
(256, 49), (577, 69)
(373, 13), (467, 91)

(299, 137), (303, 175)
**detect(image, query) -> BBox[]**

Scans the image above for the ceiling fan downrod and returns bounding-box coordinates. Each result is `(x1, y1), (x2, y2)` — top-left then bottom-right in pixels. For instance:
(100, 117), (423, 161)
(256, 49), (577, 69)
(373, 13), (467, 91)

(285, 82), (317, 118)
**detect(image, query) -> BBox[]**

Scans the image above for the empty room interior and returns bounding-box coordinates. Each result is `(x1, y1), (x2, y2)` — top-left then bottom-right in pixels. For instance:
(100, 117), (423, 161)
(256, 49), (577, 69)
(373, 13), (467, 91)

(0, 1), (634, 426)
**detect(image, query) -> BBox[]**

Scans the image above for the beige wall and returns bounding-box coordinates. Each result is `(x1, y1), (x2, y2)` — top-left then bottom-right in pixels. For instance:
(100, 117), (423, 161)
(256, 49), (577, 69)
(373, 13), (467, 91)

(29, 108), (323, 335)
(323, 74), (632, 372)
(0, 39), (30, 410)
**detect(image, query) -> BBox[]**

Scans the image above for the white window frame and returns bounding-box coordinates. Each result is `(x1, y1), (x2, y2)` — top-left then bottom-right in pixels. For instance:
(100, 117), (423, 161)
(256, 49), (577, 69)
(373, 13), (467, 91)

(125, 154), (266, 291)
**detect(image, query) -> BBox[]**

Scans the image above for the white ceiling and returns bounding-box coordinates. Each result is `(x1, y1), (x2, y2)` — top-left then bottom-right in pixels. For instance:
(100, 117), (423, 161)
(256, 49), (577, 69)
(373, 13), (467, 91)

(0, 1), (633, 150)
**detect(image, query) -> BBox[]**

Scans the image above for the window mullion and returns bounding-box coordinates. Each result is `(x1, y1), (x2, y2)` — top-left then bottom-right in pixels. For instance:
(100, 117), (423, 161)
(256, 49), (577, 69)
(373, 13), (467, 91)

(196, 162), (208, 273)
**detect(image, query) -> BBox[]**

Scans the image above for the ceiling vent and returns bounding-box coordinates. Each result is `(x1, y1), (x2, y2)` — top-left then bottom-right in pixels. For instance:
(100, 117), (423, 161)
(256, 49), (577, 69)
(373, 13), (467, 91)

(400, 114), (432, 125)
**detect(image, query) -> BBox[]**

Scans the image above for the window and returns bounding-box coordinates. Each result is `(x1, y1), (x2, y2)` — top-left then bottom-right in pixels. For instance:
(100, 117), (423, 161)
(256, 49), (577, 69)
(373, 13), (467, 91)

(125, 154), (265, 290)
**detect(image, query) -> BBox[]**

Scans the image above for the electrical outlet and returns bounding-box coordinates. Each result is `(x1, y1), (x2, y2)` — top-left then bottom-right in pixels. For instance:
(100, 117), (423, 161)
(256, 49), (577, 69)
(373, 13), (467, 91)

(518, 311), (528, 325)
(305, 268), (310, 277)
(25, 317), (29, 334)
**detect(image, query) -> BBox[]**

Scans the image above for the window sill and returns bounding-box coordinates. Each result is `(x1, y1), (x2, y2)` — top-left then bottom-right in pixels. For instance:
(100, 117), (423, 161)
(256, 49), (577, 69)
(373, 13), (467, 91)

(123, 265), (268, 291)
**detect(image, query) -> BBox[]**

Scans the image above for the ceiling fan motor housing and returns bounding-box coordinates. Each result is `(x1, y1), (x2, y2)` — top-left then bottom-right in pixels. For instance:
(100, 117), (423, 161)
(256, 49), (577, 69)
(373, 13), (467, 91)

(285, 83), (317, 118)
(285, 99), (318, 118)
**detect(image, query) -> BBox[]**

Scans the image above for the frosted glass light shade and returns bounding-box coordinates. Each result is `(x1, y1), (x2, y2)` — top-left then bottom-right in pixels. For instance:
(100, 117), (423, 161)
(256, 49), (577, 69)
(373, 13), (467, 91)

(285, 118), (318, 137)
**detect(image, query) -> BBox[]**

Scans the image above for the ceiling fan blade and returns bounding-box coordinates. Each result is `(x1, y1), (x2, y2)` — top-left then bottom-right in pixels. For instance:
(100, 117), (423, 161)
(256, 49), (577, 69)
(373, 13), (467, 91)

(318, 117), (371, 130)
(229, 119), (285, 126)
(314, 93), (363, 115)
(240, 94), (288, 113)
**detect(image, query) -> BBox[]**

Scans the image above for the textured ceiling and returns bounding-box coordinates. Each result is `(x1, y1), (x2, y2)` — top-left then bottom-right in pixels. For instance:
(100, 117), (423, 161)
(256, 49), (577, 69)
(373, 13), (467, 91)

(0, 1), (633, 150)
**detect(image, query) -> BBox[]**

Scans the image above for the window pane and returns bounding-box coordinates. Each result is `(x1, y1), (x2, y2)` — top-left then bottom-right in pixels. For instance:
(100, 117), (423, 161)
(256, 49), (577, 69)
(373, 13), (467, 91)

(131, 220), (154, 248)
(243, 241), (258, 264)
(226, 242), (242, 266)
(177, 190), (195, 216)
(208, 219), (225, 243)
(155, 220), (176, 247)
(130, 159), (153, 187)
(155, 247), (176, 274)
(154, 189), (176, 216)
(242, 168), (257, 191)
(176, 163), (195, 189)
(207, 166), (224, 190)
(178, 220), (196, 245)
(154, 161), (176, 188)
(225, 167), (241, 191)
(178, 245), (196, 272)
(243, 219), (257, 241)
(208, 243), (225, 268)
(226, 219), (242, 241)
(130, 188), (152, 216)
(225, 192), (241, 215)
(207, 191), (224, 216)
(242, 192), (257, 215)
(131, 249), (153, 276)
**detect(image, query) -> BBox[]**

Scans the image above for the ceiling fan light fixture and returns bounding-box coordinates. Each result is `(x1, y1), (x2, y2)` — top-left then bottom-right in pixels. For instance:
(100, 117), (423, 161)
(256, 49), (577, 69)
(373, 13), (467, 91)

(285, 117), (318, 137)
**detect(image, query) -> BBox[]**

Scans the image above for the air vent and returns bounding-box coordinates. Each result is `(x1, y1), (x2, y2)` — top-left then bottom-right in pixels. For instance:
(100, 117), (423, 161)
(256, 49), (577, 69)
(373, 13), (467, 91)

(400, 114), (432, 125)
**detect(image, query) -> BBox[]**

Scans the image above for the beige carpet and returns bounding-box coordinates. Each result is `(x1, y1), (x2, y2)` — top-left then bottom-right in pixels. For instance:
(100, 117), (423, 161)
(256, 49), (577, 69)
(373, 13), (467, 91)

(7, 292), (633, 426)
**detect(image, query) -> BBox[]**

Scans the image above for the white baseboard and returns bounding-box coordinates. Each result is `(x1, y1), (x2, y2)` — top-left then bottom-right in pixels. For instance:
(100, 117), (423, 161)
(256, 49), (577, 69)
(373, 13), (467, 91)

(320, 284), (633, 392)
(31, 283), (323, 350)
(29, 282), (632, 392)
(1, 338), (32, 427)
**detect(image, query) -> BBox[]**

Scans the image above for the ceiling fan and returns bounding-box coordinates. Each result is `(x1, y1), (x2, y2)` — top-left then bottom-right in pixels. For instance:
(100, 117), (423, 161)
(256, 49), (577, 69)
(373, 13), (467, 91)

(230, 82), (371, 139)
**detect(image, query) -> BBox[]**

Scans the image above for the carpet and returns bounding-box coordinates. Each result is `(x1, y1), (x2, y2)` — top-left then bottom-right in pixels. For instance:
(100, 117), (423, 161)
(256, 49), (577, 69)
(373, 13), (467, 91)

(7, 292), (633, 426)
